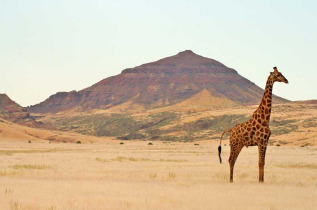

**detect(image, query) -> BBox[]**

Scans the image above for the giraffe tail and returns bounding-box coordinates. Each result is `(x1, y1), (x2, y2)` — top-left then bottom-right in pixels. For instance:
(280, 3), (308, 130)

(218, 129), (230, 164)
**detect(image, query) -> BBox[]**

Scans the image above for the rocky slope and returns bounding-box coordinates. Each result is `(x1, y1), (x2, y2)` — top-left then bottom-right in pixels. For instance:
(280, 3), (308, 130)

(0, 94), (43, 127)
(28, 50), (289, 113)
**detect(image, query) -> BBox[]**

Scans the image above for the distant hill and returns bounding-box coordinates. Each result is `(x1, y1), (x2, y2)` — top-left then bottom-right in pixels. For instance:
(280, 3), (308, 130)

(293, 100), (317, 104)
(28, 50), (289, 113)
(0, 94), (43, 127)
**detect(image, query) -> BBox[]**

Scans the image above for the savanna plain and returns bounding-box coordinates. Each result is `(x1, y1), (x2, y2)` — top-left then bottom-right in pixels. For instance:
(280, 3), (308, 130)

(0, 139), (316, 210)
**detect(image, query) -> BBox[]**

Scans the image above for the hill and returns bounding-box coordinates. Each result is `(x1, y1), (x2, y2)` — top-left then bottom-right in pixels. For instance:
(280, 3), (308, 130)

(293, 100), (317, 104)
(0, 118), (112, 143)
(28, 50), (289, 113)
(0, 94), (43, 127)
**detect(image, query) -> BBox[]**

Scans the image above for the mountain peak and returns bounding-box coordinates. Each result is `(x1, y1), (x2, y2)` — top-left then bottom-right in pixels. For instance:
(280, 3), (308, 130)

(158, 50), (226, 67)
(177, 50), (195, 55)
(121, 50), (227, 74)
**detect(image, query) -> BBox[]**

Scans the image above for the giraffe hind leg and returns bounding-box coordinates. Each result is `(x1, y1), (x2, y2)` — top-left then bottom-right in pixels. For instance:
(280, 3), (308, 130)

(229, 142), (243, 182)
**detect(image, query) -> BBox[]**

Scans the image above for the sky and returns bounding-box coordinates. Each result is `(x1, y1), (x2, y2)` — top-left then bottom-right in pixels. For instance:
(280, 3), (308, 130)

(1, 0), (316, 107)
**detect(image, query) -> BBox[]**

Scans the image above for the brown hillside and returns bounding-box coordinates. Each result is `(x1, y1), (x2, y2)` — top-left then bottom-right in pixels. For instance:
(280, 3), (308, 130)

(293, 100), (317, 104)
(0, 94), (43, 127)
(28, 50), (289, 113)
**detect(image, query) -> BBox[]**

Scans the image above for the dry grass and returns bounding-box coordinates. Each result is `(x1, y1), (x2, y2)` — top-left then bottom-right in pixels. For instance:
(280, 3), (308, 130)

(275, 163), (317, 169)
(0, 170), (21, 177)
(0, 140), (315, 210)
(10, 164), (54, 170)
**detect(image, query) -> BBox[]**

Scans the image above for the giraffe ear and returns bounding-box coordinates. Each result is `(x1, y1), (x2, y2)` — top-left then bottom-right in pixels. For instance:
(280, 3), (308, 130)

(273, 67), (279, 73)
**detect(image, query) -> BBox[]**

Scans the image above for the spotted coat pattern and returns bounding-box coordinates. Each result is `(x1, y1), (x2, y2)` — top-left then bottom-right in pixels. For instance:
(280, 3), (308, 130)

(219, 67), (288, 182)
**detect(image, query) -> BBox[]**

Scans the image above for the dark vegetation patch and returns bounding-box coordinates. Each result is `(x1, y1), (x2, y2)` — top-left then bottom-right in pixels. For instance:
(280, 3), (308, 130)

(48, 111), (307, 142)
(300, 143), (310, 147)
(277, 140), (289, 145)
(51, 112), (179, 139)
(154, 114), (249, 141)
(50, 113), (249, 141)
(270, 119), (298, 135)
(117, 132), (146, 140)
(302, 117), (317, 128)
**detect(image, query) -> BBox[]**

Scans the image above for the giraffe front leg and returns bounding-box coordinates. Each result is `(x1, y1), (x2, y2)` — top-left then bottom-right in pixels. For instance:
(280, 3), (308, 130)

(228, 143), (243, 182)
(258, 145), (267, 182)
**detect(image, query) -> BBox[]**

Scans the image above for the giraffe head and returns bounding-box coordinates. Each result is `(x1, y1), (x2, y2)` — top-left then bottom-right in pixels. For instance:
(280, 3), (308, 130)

(270, 67), (288, 84)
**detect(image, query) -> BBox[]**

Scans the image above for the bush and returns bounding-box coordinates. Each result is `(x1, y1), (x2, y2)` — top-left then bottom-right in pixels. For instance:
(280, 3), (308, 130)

(148, 142), (153, 145)
(76, 141), (82, 144)
(120, 142), (124, 145)
(28, 140), (31, 143)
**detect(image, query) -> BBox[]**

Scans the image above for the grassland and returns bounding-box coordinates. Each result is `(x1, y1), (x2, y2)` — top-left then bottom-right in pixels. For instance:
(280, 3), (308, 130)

(0, 102), (316, 209)
(0, 140), (316, 210)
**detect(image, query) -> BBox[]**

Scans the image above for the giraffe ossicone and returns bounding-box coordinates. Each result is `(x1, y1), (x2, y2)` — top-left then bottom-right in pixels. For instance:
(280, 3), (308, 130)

(218, 66), (288, 182)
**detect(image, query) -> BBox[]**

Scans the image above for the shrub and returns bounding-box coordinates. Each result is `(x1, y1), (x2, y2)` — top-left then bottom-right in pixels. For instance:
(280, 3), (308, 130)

(76, 141), (82, 144)
(120, 142), (124, 145)
(148, 142), (153, 145)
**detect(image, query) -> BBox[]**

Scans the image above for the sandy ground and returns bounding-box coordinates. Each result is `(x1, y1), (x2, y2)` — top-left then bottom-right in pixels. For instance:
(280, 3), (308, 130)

(0, 140), (316, 210)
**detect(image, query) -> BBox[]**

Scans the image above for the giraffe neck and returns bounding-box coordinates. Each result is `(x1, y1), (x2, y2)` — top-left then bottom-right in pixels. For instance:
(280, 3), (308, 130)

(254, 76), (274, 125)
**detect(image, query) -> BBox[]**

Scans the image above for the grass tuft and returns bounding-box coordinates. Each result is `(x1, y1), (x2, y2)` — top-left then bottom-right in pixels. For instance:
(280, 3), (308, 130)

(149, 173), (157, 180)
(11, 164), (53, 170)
(168, 172), (176, 180)
(9, 199), (20, 210)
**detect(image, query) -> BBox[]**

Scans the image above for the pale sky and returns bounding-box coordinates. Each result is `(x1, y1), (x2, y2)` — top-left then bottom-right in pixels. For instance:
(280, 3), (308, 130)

(1, 0), (316, 106)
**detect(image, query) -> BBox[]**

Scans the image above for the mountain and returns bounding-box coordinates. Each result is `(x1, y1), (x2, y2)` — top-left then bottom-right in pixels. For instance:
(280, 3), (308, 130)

(0, 94), (43, 127)
(28, 50), (289, 113)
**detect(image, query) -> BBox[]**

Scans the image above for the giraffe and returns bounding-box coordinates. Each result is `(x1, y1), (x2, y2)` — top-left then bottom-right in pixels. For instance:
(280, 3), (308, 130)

(218, 67), (288, 182)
